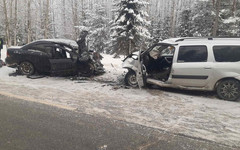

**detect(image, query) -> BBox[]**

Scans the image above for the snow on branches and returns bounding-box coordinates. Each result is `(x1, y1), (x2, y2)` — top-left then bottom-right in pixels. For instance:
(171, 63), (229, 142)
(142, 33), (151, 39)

(110, 0), (151, 56)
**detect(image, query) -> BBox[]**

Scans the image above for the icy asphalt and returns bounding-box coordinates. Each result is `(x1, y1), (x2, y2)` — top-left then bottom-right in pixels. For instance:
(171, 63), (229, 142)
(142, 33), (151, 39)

(0, 94), (237, 150)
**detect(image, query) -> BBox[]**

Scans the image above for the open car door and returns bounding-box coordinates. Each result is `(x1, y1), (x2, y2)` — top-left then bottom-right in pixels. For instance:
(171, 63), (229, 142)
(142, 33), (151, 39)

(136, 50), (145, 88)
(136, 42), (177, 88)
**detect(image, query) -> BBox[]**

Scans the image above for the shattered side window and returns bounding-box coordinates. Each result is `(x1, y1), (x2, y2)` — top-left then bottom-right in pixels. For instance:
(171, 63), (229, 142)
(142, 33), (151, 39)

(65, 51), (71, 59)
(161, 46), (175, 56)
(53, 46), (72, 59)
(149, 45), (173, 59)
(149, 46), (162, 59)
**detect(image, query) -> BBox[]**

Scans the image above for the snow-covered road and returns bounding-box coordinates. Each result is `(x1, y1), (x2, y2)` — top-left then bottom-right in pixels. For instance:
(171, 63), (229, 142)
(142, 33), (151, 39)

(1, 46), (240, 148)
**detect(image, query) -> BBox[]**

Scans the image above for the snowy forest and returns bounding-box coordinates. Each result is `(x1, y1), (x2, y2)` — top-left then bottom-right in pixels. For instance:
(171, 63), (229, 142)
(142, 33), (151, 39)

(1, 0), (240, 55)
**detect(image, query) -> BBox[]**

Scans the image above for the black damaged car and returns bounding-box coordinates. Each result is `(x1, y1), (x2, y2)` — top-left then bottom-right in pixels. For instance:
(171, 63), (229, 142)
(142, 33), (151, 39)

(5, 39), (104, 76)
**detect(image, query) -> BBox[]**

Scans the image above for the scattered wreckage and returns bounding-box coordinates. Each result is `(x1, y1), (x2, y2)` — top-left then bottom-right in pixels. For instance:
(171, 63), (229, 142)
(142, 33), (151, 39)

(5, 39), (104, 77)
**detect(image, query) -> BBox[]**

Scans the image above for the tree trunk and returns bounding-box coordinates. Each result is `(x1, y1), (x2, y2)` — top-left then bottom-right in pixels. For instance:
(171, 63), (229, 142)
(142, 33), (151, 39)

(14, 0), (18, 45)
(170, 0), (176, 37)
(44, 0), (50, 39)
(212, 0), (220, 36)
(63, 0), (66, 37)
(52, 0), (56, 38)
(27, 0), (32, 43)
(81, 0), (87, 26)
(3, 0), (11, 47)
(232, 0), (237, 17)
(72, 0), (79, 39)
(9, 0), (13, 46)
(128, 39), (132, 55)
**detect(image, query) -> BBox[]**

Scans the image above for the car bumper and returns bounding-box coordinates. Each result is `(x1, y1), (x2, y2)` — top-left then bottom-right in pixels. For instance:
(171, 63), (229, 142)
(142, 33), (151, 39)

(5, 57), (18, 68)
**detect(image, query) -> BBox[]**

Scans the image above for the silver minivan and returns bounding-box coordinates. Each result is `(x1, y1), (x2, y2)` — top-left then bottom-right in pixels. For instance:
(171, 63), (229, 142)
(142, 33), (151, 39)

(122, 38), (240, 101)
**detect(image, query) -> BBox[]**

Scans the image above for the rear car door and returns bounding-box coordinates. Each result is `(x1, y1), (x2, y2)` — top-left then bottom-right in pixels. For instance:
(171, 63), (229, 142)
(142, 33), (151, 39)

(22, 44), (52, 73)
(49, 45), (75, 76)
(171, 45), (213, 87)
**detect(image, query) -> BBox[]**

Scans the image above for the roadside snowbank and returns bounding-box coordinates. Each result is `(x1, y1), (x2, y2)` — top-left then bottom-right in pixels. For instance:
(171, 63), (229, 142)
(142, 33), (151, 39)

(0, 52), (240, 147)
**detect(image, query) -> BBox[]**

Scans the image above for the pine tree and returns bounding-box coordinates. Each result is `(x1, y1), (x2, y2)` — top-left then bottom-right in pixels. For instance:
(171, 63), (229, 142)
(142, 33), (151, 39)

(177, 9), (193, 37)
(161, 16), (171, 39)
(190, 1), (214, 37)
(218, 0), (240, 36)
(110, 0), (151, 56)
(88, 4), (110, 53)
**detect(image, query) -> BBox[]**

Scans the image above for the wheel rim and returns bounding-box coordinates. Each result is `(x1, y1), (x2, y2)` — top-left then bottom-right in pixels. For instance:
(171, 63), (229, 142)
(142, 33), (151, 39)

(219, 81), (239, 100)
(20, 62), (34, 75)
(128, 74), (137, 86)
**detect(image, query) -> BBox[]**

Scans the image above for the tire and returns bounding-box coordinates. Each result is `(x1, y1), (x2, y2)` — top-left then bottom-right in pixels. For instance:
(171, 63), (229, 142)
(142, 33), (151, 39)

(78, 62), (95, 77)
(18, 61), (35, 76)
(125, 70), (138, 88)
(216, 79), (240, 101)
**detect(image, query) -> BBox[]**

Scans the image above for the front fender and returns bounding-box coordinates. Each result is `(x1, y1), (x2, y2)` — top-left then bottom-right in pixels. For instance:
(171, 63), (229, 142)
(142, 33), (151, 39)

(122, 58), (139, 72)
(234, 75), (240, 81)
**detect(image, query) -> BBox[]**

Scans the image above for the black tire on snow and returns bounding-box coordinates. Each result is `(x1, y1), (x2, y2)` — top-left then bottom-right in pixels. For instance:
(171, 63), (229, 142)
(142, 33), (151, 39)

(18, 61), (35, 76)
(125, 70), (138, 88)
(216, 79), (240, 101)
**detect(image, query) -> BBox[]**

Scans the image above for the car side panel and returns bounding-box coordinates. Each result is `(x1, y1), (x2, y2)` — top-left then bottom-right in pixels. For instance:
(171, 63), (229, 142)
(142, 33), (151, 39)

(170, 45), (215, 89)
(49, 59), (77, 76)
(211, 62), (240, 82)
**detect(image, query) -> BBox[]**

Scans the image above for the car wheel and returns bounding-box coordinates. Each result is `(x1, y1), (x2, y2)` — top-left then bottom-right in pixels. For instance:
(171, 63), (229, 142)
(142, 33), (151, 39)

(217, 79), (240, 101)
(78, 62), (95, 77)
(19, 61), (35, 76)
(125, 70), (138, 88)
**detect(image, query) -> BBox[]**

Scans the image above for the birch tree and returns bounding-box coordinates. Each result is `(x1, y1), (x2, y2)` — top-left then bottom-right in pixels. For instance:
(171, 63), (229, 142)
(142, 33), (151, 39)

(2, 0), (10, 46)
(212, 0), (221, 36)
(27, 0), (32, 43)
(13, 0), (18, 45)
(44, 0), (50, 39)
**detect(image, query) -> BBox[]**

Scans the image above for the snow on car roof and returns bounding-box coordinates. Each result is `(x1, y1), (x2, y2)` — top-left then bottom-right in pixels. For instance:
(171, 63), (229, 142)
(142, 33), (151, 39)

(162, 37), (240, 45)
(8, 46), (22, 49)
(41, 39), (78, 48)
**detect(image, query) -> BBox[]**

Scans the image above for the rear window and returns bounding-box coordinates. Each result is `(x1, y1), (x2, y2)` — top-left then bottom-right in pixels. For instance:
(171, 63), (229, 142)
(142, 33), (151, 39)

(177, 46), (208, 63)
(213, 46), (240, 62)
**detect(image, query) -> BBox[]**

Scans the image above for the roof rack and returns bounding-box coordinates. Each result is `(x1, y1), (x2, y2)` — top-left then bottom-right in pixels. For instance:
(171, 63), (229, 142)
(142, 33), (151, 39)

(174, 37), (240, 42)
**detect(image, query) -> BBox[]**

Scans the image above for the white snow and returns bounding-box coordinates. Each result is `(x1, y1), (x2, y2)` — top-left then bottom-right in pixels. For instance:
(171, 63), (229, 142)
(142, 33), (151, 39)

(1, 45), (7, 61)
(223, 17), (240, 24)
(128, 9), (134, 14)
(118, 14), (126, 23)
(41, 39), (79, 48)
(0, 50), (240, 147)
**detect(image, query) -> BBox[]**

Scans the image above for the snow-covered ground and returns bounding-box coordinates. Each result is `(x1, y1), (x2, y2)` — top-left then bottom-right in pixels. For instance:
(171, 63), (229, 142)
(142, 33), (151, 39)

(1, 45), (7, 61)
(0, 46), (240, 147)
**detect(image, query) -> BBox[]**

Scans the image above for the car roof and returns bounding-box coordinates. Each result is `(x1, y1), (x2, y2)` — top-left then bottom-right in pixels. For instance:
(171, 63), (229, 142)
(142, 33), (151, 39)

(162, 37), (240, 45)
(23, 39), (78, 49)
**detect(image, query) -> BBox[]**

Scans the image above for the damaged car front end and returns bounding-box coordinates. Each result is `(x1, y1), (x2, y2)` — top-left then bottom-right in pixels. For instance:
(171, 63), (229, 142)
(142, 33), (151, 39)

(5, 39), (105, 77)
(122, 42), (176, 88)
